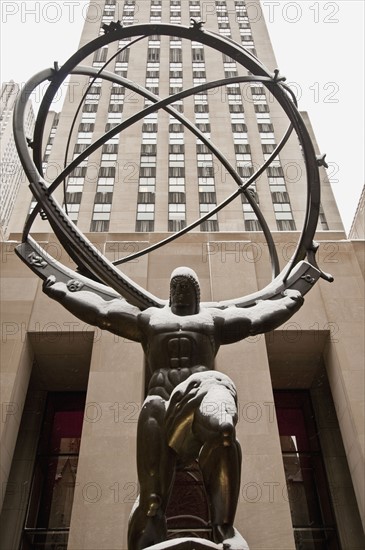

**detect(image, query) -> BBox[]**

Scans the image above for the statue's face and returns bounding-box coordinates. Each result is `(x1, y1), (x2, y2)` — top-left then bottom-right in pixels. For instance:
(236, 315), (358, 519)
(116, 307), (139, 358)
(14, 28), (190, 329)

(170, 276), (198, 315)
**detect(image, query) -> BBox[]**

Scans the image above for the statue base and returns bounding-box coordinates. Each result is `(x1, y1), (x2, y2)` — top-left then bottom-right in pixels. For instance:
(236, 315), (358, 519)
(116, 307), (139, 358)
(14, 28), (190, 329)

(144, 536), (249, 550)
(144, 539), (221, 550)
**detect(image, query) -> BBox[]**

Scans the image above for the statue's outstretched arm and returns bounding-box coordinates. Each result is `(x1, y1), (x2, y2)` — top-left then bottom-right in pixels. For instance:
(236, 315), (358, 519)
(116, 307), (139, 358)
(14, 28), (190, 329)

(217, 289), (304, 343)
(43, 276), (142, 341)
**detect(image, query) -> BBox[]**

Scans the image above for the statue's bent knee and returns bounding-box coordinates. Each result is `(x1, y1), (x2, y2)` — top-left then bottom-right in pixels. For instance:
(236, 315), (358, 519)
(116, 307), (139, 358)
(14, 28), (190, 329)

(218, 421), (236, 447)
(141, 395), (166, 417)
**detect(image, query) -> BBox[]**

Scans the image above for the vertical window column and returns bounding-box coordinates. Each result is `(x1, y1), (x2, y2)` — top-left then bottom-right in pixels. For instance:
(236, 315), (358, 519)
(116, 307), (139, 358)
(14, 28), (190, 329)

(67, 118), (94, 225)
(234, 0), (256, 56)
(168, 144), (186, 231)
(170, 0), (181, 24)
(221, 59), (258, 231)
(216, 0), (232, 38)
(136, 14), (161, 233)
(189, 22), (219, 232)
(251, 85), (296, 231)
(168, 17), (185, 231)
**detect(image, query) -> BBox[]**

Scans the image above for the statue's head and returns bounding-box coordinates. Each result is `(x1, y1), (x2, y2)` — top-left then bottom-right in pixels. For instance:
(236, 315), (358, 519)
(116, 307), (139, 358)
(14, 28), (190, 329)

(169, 267), (200, 316)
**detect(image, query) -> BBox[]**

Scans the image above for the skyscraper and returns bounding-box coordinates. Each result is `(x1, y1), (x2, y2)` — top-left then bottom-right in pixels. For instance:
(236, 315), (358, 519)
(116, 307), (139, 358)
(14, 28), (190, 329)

(1, 2), (364, 550)
(6, 0), (344, 237)
(0, 81), (35, 239)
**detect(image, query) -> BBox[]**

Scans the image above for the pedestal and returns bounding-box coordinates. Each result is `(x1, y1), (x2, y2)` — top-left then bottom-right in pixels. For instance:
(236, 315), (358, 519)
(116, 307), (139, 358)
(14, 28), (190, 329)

(144, 538), (221, 550)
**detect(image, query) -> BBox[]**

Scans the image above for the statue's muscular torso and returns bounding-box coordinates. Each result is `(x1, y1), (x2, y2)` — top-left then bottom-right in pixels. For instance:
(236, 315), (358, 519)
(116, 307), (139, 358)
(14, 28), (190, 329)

(138, 307), (219, 399)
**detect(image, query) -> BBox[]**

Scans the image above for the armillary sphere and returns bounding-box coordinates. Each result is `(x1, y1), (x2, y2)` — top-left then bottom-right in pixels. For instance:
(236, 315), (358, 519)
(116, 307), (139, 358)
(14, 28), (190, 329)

(13, 20), (333, 309)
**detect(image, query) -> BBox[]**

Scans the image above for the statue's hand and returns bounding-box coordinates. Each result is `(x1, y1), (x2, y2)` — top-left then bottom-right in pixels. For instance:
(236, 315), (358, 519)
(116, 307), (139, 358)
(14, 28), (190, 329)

(43, 275), (66, 299)
(282, 289), (304, 308)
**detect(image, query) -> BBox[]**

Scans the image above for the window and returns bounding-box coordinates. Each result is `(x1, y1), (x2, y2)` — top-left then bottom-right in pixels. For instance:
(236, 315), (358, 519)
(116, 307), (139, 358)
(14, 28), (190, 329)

(196, 123), (210, 134)
(168, 167), (185, 178)
(230, 112), (245, 123)
(274, 391), (341, 549)
(94, 192), (113, 204)
(67, 182), (84, 194)
(99, 167), (115, 178)
(168, 192), (185, 204)
(63, 203), (80, 222)
(101, 153), (117, 167)
(260, 135), (275, 145)
(252, 95), (267, 105)
(81, 112), (96, 123)
(82, 103), (98, 113)
(242, 202), (257, 217)
(138, 192), (155, 204)
(169, 154), (184, 167)
(198, 166), (215, 179)
(102, 144), (118, 154)
(245, 219), (260, 231)
(200, 203), (217, 220)
(70, 167), (86, 178)
(256, 112), (271, 121)
(232, 123), (247, 133)
(107, 112), (122, 123)
(77, 134), (92, 144)
(105, 135), (119, 145)
(200, 220), (219, 232)
(22, 393), (85, 549)
(197, 154), (213, 166)
(137, 203), (154, 220)
(273, 203), (294, 225)
(90, 220), (109, 232)
(170, 49), (182, 63)
(139, 178), (156, 192)
(192, 49), (205, 62)
(97, 177), (114, 193)
(277, 219), (296, 230)
(140, 167), (156, 178)
(148, 48), (160, 62)
(136, 220), (154, 232)
(169, 134), (184, 144)
(198, 178), (215, 193)
(141, 156), (157, 167)
(168, 203), (186, 220)
(199, 191), (216, 204)
(93, 47), (108, 63)
(65, 192), (82, 205)
(258, 123), (274, 133)
(319, 205), (329, 230)
(93, 203), (111, 216)
(267, 166), (284, 178)
(86, 86), (100, 96)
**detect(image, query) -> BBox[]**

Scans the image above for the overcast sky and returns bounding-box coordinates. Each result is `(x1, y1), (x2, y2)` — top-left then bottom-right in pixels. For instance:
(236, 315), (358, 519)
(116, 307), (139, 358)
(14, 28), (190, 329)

(1, 0), (364, 233)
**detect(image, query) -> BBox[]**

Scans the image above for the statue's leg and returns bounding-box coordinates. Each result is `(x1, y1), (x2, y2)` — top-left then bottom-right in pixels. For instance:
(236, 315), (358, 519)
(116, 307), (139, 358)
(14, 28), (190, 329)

(191, 374), (249, 549)
(198, 422), (242, 544)
(128, 395), (176, 550)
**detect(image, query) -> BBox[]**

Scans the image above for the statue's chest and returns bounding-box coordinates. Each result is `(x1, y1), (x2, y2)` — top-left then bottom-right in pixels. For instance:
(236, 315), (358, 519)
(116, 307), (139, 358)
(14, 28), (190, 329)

(147, 309), (215, 335)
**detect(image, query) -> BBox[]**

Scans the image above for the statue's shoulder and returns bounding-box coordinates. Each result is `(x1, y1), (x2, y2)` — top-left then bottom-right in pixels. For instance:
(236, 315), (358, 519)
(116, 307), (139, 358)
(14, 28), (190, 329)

(139, 306), (168, 326)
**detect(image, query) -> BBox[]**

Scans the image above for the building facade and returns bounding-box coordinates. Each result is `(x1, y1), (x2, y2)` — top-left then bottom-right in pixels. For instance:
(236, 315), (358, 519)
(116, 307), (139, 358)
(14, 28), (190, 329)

(349, 185), (365, 240)
(0, 81), (35, 239)
(0, 1), (364, 550)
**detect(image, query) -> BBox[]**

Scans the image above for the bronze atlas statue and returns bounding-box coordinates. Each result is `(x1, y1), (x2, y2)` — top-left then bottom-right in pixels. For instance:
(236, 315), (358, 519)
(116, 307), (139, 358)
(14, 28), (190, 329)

(13, 19), (333, 550)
